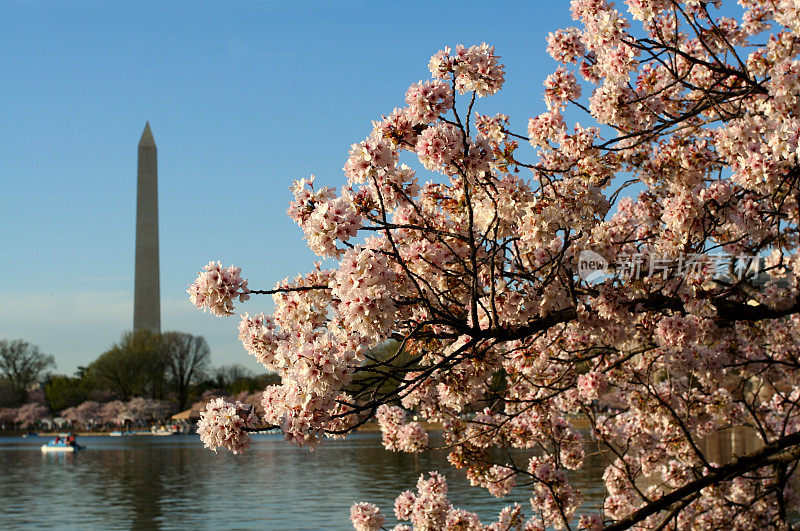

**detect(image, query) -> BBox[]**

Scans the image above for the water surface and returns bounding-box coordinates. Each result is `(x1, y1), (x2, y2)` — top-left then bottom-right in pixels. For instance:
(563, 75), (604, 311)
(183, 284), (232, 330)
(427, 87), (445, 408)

(0, 433), (607, 530)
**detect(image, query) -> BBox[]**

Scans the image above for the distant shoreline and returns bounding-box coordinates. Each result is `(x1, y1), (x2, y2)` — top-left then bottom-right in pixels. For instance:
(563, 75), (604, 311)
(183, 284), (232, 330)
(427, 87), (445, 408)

(0, 430), (187, 437)
(0, 421), (447, 438)
(0, 419), (593, 437)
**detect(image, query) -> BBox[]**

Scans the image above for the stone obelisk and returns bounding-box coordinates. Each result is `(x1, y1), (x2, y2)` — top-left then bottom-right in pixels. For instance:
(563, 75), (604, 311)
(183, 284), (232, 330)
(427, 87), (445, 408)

(133, 122), (161, 333)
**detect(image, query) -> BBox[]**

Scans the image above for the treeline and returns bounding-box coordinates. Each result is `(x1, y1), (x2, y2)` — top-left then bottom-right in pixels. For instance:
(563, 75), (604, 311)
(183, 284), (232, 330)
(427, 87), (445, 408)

(0, 333), (279, 421)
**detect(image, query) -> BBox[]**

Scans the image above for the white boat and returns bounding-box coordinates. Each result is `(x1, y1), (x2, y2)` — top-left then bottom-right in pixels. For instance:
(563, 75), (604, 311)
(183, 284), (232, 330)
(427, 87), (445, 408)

(150, 425), (179, 436)
(41, 434), (84, 452)
(150, 429), (177, 436)
(41, 443), (83, 453)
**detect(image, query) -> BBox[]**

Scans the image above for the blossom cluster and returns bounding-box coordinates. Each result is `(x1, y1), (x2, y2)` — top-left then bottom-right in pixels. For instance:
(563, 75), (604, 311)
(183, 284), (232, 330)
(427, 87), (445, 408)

(287, 175), (362, 257)
(197, 398), (258, 454)
(405, 80), (453, 124)
(375, 404), (428, 453)
(355, 472), (528, 530)
(189, 4), (800, 527)
(188, 261), (249, 317)
(349, 502), (385, 531)
(429, 43), (505, 97)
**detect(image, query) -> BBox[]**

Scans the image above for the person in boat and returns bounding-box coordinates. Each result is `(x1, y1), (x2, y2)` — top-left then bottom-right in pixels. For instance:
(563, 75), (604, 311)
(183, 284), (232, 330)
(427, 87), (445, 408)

(54, 436), (61, 445)
(67, 434), (75, 446)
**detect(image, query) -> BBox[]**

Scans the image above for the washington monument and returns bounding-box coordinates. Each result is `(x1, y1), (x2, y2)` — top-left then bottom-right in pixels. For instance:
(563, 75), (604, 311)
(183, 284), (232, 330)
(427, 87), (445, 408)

(133, 122), (161, 333)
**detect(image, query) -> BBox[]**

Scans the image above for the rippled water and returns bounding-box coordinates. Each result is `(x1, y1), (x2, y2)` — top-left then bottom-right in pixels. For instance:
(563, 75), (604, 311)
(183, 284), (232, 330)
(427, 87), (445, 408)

(0, 432), (608, 530)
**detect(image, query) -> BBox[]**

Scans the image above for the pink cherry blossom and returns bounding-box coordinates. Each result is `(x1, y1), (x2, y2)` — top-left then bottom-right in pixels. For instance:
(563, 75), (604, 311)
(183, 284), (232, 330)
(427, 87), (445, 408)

(190, 11), (800, 529)
(429, 43), (505, 97)
(415, 123), (463, 174)
(349, 502), (385, 531)
(376, 404), (428, 453)
(544, 67), (581, 110)
(188, 261), (249, 317)
(405, 79), (454, 124)
(197, 398), (258, 454)
(547, 28), (586, 64)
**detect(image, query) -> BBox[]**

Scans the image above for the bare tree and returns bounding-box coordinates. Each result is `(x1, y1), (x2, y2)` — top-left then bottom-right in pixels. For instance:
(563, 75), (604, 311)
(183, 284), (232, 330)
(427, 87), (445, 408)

(0, 339), (55, 405)
(162, 332), (210, 410)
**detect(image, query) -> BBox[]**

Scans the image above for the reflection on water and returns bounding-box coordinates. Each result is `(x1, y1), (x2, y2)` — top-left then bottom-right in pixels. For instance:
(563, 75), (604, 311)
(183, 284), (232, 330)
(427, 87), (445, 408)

(701, 427), (761, 465)
(1, 430), (773, 529)
(0, 433), (607, 530)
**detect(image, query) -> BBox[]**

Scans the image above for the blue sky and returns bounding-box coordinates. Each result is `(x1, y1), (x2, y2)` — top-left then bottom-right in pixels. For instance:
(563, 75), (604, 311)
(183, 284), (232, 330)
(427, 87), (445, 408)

(0, 1), (589, 374)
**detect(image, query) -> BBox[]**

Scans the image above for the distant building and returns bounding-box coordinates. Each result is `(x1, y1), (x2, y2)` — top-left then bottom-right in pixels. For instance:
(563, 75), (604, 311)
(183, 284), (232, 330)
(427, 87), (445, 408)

(133, 122), (161, 333)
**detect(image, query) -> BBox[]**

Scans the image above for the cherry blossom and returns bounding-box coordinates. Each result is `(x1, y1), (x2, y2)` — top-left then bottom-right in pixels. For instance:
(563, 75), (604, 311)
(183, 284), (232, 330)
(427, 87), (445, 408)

(188, 261), (249, 317)
(547, 28), (585, 64)
(544, 66), (581, 110)
(190, 3), (800, 528)
(405, 80), (454, 124)
(429, 43), (506, 97)
(14, 402), (49, 428)
(197, 398), (258, 454)
(375, 404), (428, 453)
(349, 502), (385, 531)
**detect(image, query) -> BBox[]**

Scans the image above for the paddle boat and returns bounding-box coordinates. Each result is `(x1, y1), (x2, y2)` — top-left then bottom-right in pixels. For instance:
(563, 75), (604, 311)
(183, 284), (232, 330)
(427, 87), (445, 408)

(41, 434), (84, 453)
(150, 424), (180, 436)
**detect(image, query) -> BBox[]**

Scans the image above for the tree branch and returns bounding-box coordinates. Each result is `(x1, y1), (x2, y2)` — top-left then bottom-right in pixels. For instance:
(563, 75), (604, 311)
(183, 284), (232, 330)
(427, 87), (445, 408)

(604, 431), (800, 531)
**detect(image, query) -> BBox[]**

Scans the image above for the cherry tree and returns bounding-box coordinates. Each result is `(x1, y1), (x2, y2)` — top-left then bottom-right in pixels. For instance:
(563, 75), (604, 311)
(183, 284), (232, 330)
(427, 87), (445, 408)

(61, 400), (101, 427)
(0, 407), (16, 426)
(190, 1), (800, 528)
(124, 396), (175, 422)
(14, 402), (49, 429)
(98, 400), (125, 425)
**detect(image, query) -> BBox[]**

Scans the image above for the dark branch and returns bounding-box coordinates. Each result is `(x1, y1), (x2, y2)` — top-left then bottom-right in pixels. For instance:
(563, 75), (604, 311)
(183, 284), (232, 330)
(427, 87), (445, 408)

(605, 431), (800, 531)
(249, 285), (330, 295)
